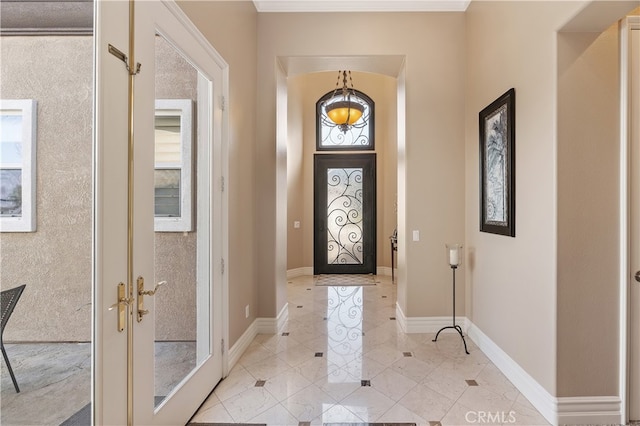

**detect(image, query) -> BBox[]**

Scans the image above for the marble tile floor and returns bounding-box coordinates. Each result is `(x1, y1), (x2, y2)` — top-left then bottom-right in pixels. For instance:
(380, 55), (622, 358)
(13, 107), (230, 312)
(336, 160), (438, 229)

(190, 275), (550, 426)
(0, 341), (196, 425)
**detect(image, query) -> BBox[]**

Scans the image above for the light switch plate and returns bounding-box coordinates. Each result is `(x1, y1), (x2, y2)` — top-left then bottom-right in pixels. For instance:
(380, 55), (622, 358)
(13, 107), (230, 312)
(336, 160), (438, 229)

(412, 230), (420, 241)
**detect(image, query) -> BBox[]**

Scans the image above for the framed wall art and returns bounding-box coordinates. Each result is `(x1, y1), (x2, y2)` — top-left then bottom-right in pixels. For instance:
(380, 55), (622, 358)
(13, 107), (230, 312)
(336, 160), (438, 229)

(479, 88), (515, 237)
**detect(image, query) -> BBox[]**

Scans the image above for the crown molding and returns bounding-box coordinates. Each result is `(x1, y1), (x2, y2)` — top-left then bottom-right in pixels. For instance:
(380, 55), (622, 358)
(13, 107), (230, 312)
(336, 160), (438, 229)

(253, 0), (471, 13)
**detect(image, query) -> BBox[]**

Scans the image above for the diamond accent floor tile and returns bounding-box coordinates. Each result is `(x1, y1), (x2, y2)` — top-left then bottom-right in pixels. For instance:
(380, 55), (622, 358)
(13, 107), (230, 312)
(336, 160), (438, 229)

(188, 275), (549, 426)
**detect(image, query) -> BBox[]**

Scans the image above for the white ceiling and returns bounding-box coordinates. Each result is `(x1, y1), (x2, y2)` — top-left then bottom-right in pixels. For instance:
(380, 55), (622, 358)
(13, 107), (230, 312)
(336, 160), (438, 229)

(253, 0), (471, 13)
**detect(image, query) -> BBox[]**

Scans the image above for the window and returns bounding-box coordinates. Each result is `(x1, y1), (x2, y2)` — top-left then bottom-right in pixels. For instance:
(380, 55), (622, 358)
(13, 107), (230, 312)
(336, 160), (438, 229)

(154, 99), (193, 232)
(0, 99), (37, 232)
(316, 89), (374, 151)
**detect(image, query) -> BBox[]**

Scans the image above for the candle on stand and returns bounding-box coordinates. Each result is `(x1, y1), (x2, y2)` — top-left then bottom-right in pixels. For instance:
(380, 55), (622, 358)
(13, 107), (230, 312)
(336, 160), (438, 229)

(449, 248), (459, 266)
(446, 243), (462, 267)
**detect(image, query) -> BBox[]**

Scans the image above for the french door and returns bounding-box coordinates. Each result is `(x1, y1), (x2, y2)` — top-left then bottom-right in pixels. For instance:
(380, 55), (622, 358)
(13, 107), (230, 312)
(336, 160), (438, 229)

(94, 1), (226, 425)
(314, 154), (376, 275)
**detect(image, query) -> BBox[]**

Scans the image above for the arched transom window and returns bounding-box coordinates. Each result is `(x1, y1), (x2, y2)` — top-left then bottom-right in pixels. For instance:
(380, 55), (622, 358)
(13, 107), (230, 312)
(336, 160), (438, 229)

(316, 88), (374, 151)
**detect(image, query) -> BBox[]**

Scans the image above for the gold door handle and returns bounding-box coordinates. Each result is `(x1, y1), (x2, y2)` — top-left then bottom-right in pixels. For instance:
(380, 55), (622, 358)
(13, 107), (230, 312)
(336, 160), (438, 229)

(137, 277), (167, 322)
(108, 282), (133, 332)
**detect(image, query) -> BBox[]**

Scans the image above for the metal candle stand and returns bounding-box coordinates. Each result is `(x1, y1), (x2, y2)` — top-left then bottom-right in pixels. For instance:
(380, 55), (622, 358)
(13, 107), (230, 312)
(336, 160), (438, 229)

(432, 263), (470, 355)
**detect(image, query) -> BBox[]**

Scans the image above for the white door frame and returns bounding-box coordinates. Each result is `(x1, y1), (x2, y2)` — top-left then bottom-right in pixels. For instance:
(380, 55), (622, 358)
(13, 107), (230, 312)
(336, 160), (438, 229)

(620, 14), (640, 425)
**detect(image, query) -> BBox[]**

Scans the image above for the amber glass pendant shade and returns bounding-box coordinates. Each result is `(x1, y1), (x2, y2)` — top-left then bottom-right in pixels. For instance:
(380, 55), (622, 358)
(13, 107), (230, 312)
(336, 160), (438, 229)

(325, 100), (364, 126)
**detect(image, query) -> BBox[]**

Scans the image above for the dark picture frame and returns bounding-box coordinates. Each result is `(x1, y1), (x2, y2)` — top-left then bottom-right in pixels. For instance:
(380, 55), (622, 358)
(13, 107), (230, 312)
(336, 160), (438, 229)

(479, 88), (515, 237)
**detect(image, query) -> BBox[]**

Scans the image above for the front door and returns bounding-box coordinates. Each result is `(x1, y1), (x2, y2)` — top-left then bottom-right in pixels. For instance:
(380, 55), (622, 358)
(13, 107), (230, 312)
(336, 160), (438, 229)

(94, 1), (226, 424)
(314, 154), (376, 274)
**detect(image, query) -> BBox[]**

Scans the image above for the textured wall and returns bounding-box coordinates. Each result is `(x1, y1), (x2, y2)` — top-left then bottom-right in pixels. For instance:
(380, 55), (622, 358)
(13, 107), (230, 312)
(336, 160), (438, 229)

(0, 36), (93, 341)
(153, 36), (198, 341)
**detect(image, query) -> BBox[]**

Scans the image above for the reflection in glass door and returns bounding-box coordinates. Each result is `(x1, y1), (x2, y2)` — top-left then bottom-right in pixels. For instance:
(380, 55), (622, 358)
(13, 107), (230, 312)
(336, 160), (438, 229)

(152, 34), (209, 407)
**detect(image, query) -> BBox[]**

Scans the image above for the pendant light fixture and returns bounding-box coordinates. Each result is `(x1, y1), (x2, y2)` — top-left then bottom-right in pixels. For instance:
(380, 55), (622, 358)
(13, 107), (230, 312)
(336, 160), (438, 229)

(323, 70), (365, 133)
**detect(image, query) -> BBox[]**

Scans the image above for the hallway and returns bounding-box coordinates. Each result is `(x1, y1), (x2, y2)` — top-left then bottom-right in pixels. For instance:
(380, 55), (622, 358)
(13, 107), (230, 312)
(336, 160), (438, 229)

(189, 275), (549, 425)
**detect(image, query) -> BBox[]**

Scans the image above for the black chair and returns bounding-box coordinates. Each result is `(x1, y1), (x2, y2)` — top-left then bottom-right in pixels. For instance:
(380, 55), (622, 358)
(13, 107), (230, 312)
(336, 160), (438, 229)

(1, 284), (26, 393)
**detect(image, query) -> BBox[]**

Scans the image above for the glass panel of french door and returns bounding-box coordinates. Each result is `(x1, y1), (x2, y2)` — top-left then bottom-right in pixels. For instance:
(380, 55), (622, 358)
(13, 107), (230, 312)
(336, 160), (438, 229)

(314, 154), (376, 275)
(151, 32), (207, 408)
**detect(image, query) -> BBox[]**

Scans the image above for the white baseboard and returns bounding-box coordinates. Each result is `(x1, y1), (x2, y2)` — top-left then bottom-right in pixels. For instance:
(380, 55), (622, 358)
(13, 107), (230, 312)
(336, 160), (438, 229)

(467, 323), (622, 426)
(256, 303), (289, 334)
(556, 396), (622, 425)
(277, 302), (289, 331)
(467, 323), (557, 424)
(227, 303), (289, 371)
(286, 267), (313, 279)
(395, 303), (469, 334)
(227, 320), (257, 371)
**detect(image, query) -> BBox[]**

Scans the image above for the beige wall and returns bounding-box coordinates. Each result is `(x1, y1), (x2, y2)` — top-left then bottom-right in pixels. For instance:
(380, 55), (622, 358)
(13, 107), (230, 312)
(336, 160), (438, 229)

(557, 23), (621, 397)
(258, 12), (467, 322)
(178, 1), (258, 346)
(0, 36), (93, 342)
(286, 71), (398, 272)
(286, 76), (305, 270)
(465, 0), (630, 398)
(465, 0), (583, 395)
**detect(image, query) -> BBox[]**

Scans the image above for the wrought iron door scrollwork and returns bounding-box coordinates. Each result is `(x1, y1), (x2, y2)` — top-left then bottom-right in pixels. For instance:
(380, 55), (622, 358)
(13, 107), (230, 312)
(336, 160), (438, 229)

(327, 168), (363, 265)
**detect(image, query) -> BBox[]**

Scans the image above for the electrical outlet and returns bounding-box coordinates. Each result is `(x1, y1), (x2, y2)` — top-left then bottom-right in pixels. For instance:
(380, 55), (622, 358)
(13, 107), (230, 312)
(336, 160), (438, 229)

(293, 221), (301, 229)
(245, 305), (250, 318)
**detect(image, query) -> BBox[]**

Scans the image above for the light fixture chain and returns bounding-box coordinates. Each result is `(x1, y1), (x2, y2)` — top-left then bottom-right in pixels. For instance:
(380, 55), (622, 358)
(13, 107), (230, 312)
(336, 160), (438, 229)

(342, 70), (349, 96)
(331, 70), (342, 98)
